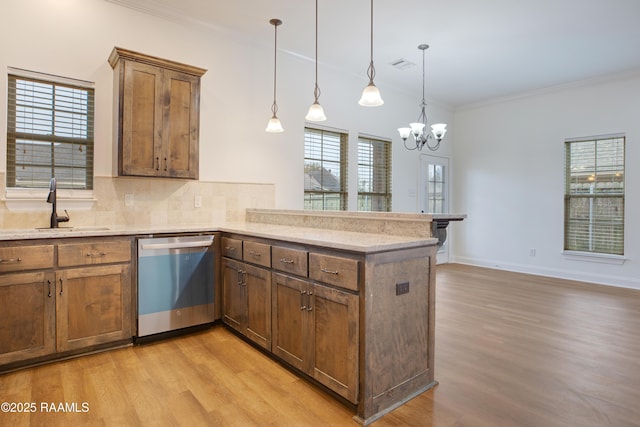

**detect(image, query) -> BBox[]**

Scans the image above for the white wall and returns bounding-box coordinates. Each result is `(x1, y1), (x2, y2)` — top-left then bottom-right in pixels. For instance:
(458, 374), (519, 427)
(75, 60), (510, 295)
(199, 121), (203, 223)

(0, 0), (453, 214)
(452, 73), (640, 289)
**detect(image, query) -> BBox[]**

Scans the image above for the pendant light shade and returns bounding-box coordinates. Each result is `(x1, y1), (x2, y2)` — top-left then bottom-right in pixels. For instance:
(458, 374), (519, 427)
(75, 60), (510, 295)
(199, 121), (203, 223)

(266, 18), (284, 133)
(359, 0), (383, 107)
(306, 0), (327, 121)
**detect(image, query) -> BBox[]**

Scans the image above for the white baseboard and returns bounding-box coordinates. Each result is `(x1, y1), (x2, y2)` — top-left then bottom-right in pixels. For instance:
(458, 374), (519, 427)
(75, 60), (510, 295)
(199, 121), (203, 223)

(450, 256), (640, 291)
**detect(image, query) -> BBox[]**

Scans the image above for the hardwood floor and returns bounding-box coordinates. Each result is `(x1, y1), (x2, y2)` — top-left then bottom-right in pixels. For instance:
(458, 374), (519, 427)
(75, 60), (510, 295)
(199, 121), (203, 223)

(1, 264), (639, 426)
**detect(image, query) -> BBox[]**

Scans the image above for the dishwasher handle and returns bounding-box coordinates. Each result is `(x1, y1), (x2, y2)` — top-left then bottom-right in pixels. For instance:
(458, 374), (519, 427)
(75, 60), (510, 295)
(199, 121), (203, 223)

(140, 236), (214, 251)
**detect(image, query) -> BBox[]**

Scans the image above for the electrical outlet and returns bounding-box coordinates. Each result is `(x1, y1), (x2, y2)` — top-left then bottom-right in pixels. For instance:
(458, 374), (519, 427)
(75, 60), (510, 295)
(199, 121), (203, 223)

(125, 193), (134, 207)
(529, 248), (536, 257)
(194, 195), (202, 208)
(396, 282), (410, 295)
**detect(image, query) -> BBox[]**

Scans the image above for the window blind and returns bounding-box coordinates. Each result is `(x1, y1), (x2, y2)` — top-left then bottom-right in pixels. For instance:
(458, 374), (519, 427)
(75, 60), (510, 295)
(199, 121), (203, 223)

(564, 135), (625, 255)
(6, 74), (94, 190)
(304, 127), (348, 210)
(357, 136), (391, 211)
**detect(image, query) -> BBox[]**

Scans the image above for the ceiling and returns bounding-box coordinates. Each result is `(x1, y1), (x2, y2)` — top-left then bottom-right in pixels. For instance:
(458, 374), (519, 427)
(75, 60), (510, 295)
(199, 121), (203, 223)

(107, 0), (640, 109)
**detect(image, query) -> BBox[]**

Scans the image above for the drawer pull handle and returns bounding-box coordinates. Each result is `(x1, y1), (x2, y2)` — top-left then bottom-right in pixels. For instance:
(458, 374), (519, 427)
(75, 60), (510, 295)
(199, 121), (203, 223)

(0, 257), (22, 263)
(280, 258), (294, 264)
(86, 252), (106, 257)
(224, 246), (236, 251)
(321, 267), (339, 275)
(248, 250), (262, 257)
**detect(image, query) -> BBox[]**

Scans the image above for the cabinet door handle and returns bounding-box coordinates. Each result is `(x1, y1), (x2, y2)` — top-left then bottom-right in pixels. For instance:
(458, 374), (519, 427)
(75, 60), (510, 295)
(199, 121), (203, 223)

(280, 258), (294, 264)
(300, 290), (307, 310)
(59, 277), (64, 295)
(236, 269), (244, 286)
(307, 292), (313, 311)
(321, 267), (339, 275)
(156, 157), (160, 171)
(164, 157), (168, 171)
(48, 279), (52, 298)
(0, 257), (22, 263)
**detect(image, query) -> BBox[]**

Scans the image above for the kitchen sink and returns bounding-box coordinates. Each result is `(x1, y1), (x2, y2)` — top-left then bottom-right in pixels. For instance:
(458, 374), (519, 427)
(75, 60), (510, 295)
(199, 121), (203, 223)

(35, 226), (111, 232)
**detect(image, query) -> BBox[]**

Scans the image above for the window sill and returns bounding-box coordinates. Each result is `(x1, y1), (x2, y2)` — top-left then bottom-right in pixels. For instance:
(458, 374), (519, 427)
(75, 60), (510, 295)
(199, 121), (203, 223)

(562, 250), (627, 265)
(3, 188), (96, 212)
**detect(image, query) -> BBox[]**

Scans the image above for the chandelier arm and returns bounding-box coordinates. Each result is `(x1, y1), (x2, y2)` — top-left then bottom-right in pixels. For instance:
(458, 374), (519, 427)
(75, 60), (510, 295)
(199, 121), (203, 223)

(425, 135), (441, 151)
(403, 137), (419, 151)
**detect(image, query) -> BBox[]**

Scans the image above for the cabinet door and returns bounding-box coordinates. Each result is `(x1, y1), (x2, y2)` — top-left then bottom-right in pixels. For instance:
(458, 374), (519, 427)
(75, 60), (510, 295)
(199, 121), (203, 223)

(222, 258), (246, 333)
(161, 69), (200, 179)
(271, 273), (309, 371)
(121, 61), (163, 177)
(244, 264), (271, 350)
(56, 265), (131, 352)
(0, 272), (55, 365)
(309, 284), (359, 404)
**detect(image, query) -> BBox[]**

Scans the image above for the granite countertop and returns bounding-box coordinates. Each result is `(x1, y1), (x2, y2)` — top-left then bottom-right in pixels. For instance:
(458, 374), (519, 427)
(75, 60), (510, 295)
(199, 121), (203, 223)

(0, 221), (437, 253)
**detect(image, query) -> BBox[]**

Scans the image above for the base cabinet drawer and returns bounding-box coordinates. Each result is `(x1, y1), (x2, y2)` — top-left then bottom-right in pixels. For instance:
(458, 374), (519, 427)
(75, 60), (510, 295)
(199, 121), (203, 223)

(221, 237), (243, 260)
(0, 245), (54, 273)
(272, 246), (308, 277)
(309, 253), (359, 291)
(58, 240), (131, 267)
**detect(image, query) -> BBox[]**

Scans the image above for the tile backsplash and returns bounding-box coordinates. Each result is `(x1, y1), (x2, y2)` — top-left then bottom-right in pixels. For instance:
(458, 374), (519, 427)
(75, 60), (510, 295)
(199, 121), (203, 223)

(0, 174), (275, 229)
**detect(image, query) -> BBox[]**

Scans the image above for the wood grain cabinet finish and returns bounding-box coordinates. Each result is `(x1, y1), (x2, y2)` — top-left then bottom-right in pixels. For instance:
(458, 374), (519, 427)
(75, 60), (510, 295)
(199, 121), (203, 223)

(109, 47), (206, 179)
(222, 258), (272, 350)
(271, 272), (359, 404)
(0, 237), (134, 371)
(221, 237), (242, 260)
(217, 233), (437, 423)
(0, 245), (54, 273)
(271, 246), (308, 277)
(243, 241), (271, 268)
(0, 271), (56, 365)
(309, 252), (359, 291)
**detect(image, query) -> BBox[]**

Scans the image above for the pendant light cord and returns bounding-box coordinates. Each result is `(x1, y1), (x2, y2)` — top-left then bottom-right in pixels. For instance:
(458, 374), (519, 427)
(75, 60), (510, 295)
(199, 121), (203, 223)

(366, 0), (375, 84)
(313, 0), (321, 101)
(271, 20), (279, 116)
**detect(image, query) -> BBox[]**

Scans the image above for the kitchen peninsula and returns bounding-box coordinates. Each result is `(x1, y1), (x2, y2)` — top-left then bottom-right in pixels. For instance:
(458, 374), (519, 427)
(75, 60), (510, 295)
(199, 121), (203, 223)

(0, 209), (441, 425)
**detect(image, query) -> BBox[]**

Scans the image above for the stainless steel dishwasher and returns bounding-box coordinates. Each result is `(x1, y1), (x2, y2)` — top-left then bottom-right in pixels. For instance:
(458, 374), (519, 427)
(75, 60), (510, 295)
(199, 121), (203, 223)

(137, 234), (215, 338)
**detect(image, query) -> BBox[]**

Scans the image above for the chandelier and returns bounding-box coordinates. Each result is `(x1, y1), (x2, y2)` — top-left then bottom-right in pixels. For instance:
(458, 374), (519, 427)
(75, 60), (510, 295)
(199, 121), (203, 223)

(397, 44), (447, 151)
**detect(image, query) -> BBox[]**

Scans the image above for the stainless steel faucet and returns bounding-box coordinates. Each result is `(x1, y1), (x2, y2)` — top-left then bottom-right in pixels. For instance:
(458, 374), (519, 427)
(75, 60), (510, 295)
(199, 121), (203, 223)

(46, 177), (70, 228)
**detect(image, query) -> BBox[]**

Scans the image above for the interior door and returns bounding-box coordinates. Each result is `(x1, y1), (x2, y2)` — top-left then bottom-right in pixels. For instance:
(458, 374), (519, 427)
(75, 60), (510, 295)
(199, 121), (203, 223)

(419, 154), (450, 264)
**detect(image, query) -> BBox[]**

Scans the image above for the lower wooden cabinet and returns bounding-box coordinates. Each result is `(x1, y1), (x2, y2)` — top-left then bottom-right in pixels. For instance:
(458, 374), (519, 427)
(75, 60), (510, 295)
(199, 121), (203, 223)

(0, 272), (56, 365)
(222, 258), (271, 350)
(56, 264), (131, 352)
(0, 237), (133, 370)
(272, 272), (359, 404)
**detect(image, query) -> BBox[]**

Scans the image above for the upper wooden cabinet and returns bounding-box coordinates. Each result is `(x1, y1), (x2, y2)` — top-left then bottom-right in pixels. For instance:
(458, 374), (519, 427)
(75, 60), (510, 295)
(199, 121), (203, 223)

(109, 47), (207, 179)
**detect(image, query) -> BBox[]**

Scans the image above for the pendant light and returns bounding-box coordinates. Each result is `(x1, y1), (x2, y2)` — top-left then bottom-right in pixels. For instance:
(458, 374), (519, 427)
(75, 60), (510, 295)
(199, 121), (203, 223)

(266, 18), (284, 133)
(397, 44), (447, 151)
(358, 0), (383, 107)
(305, 0), (327, 121)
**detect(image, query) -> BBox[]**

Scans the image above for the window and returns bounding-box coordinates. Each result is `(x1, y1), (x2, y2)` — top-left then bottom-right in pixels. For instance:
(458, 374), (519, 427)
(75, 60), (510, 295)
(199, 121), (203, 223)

(427, 162), (445, 213)
(357, 136), (391, 211)
(304, 127), (348, 210)
(564, 135), (625, 255)
(7, 71), (94, 190)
